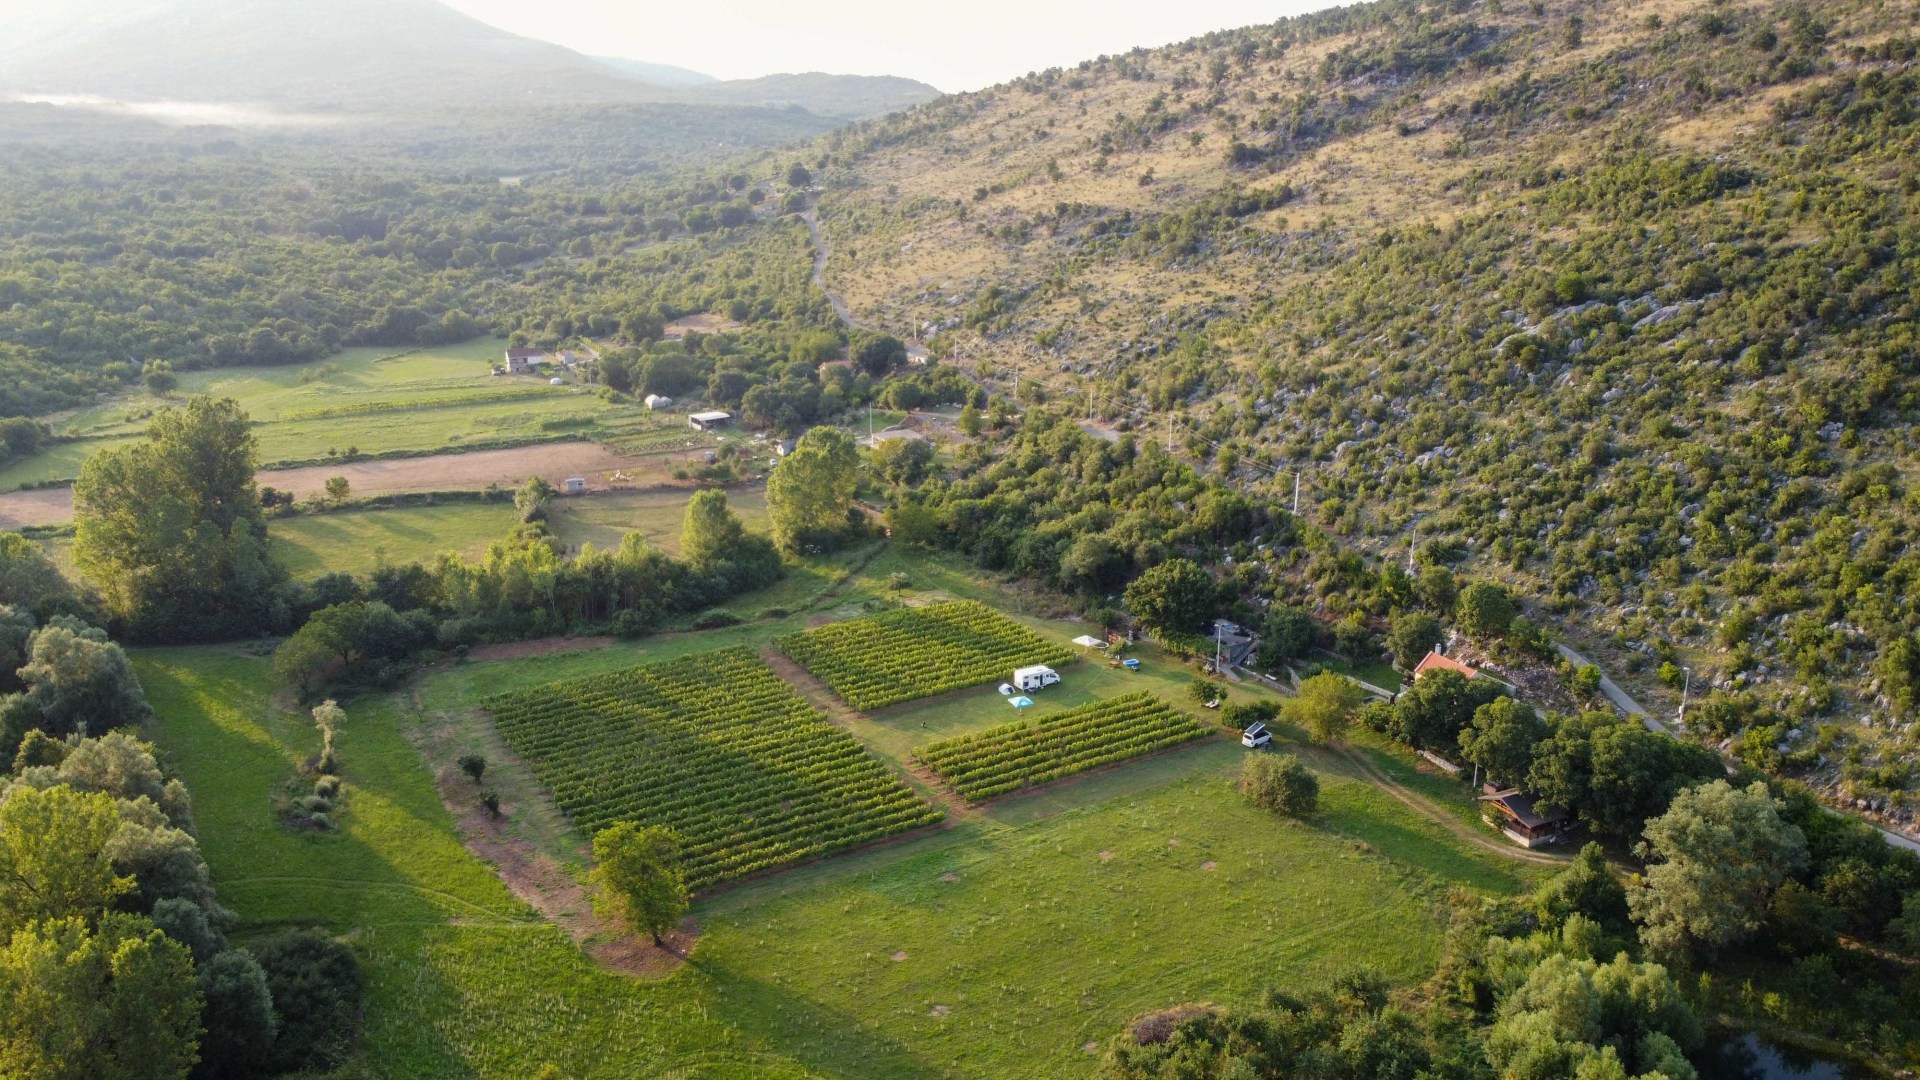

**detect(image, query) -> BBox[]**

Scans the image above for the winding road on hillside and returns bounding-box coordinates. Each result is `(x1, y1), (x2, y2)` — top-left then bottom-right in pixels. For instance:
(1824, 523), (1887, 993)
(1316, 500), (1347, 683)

(802, 204), (928, 361)
(1556, 645), (1920, 854)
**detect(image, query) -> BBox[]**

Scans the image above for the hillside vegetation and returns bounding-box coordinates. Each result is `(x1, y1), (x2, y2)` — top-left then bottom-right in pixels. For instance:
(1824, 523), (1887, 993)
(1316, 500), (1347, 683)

(807, 0), (1920, 804)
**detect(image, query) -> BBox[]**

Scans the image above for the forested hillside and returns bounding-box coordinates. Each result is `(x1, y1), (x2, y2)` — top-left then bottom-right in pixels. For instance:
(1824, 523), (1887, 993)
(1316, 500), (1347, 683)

(0, 117), (837, 416)
(805, 0), (1920, 810)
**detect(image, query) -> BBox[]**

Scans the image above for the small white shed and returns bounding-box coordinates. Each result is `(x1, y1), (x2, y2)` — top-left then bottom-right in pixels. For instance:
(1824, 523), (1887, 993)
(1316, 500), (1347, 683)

(562, 477), (587, 495)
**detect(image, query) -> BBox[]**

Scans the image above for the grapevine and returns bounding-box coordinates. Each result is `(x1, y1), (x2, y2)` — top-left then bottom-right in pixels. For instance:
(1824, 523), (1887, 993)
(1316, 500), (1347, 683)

(480, 647), (941, 890)
(915, 692), (1210, 802)
(776, 600), (1076, 710)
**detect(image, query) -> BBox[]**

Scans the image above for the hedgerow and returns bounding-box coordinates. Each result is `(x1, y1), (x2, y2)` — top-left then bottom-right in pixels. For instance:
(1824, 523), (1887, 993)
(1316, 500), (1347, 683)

(481, 647), (940, 889)
(775, 600), (1076, 710)
(915, 692), (1209, 802)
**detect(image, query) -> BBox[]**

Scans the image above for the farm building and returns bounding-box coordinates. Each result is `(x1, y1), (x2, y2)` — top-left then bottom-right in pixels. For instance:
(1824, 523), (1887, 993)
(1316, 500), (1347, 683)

(689, 410), (733, 432)
(1207, 619), (1258, 669)
(775, 439), (797, 457)
(562, 477), (587, 494)
(1478, 789), (1570, 848)
(1412, 650), (1480, 680)
(644, 394), (674, 411)
(504, 347), (546, 374)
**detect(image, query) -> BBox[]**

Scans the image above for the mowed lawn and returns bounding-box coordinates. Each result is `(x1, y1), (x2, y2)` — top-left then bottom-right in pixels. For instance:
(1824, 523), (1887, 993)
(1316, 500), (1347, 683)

(134, 548), (1551, 1078)
(267, 502), (521, 578)
(0, 339), (638, 490)
(548, 487), (769, 556)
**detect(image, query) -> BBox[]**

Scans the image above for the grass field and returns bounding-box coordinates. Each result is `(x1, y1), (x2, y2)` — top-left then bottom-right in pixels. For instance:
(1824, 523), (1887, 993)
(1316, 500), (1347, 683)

(133, 546), (1554, 1078)
(41, 487), (771, 582)
(0, 340), (649, 491)
(268, 502), (521, 577)
(548, 487), (769, 555)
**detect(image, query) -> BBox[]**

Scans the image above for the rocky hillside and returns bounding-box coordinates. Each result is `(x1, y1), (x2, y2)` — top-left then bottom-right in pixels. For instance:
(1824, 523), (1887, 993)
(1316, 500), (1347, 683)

(806, 0), (1920, 812)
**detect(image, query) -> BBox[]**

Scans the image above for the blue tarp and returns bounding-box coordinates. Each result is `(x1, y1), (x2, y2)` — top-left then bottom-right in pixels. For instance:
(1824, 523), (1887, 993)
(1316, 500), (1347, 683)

(1123, 658), (1141, 670)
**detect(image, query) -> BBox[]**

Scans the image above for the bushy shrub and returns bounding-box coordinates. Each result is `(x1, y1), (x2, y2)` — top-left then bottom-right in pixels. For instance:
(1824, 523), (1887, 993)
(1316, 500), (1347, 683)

(1239, 753), (1319, 817)
(253, 930), (364, 1075)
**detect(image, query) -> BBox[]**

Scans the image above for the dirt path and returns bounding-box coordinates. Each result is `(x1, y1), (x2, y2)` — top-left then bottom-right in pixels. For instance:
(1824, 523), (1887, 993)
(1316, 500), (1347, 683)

(0, 441), (698, 528)
(1334, 746), (1567, 867)
(408, 701), (694, 978)
(467, 636), (614, 664)
(759, 644), (970, 817)
(802, 205), (928, 361)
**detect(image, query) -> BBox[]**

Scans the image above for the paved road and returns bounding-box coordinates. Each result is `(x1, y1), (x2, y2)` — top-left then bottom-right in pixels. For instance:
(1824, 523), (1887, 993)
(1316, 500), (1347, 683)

(1555, 644), (1668, 733)
(1556, 644), (1920, 854)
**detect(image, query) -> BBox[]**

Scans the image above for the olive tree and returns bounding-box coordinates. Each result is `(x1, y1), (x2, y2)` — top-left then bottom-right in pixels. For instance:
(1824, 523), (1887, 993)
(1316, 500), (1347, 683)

(591, 822), (690, 947)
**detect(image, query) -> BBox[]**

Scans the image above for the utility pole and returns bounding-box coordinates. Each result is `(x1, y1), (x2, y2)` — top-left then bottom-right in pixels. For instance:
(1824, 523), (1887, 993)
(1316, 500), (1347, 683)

(1292, 470), (1300, 515)
(1214, 621), (1223, 676)
(1407, 521), (1418, 573)
(1677, 666), (1692, 729)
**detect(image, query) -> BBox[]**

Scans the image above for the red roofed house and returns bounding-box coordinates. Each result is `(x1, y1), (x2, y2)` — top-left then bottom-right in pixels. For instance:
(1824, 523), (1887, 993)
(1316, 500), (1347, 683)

(1412, 650), (1479, 680)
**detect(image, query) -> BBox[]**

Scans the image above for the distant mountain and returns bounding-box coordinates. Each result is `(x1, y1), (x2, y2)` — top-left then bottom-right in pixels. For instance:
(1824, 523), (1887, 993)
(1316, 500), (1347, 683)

(679, 72), (941, 119)
(0, 0), (941, 119)
(590, 57), (715, 88)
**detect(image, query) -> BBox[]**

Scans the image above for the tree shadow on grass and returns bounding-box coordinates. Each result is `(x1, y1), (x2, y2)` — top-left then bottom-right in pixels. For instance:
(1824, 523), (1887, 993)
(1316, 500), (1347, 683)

(694, 959), (944, 1080)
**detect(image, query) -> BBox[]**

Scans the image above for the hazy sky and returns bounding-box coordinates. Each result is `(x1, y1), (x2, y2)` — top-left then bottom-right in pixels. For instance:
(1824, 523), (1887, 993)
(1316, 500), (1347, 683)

(440, 0), (1338, 92)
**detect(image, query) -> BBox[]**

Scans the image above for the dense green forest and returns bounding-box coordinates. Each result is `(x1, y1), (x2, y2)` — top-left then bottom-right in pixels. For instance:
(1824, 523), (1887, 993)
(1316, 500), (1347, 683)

(0, 106), (840, 416)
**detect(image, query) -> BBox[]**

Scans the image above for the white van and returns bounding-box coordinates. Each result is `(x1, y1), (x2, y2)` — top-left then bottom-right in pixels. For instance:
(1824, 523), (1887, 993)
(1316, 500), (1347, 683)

(1011, 665), (1061, 692)
(1241, 722), (1272, 749)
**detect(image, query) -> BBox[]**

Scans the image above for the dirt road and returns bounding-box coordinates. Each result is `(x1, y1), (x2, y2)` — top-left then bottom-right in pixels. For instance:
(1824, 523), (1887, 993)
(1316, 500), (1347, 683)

(0, 441), (693, 528)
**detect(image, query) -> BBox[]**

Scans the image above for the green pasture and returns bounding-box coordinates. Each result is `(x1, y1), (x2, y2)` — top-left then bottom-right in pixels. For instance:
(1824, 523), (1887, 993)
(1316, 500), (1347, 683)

(134, 547), (1552, 1078)
(267, 502), (521, 578)
(0, 340), (640, 491)
(548, 487), (769, 555)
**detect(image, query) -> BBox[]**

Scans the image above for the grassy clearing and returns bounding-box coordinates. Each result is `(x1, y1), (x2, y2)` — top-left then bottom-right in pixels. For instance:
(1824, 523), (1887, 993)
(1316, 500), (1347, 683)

(134, 546), (1552, 1078)
(268, 502), (520, 578)
(0, 340), (652, 491)
(547, 487), (768, 555)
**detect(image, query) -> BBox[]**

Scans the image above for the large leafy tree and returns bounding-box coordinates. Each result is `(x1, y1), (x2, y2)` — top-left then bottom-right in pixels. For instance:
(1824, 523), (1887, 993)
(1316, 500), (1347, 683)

(1458, 696), (1547, 789)
(1, 623), (154, 757)
(1285, 672), (1364, 744)
(1628, 780), (1809, 962)
(1527, 713), (1724, 842)
(0, 785), (131, 937)
(590, 822), (689, 947)
(72, 397), (280, 640)
(0, 914), (203, 1080)
(1385, 611), (1443, 670)
(1454, 581), (1515, 640)
(679, 489), (782, 596)
(1123, 558), (1216, 634)
(1387, 668), (1502, 751)
(766, 426), (860, 554)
